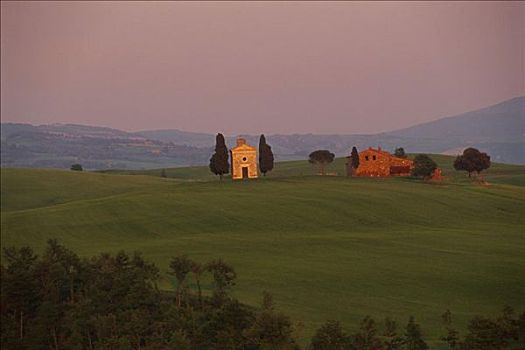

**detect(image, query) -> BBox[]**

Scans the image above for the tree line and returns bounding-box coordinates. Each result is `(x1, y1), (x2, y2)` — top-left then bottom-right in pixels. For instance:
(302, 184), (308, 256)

(69, 134), (490, 181)
(307, 146), (491, 179)
(310, 307), (525, 350)
(2, 240), (522, 349)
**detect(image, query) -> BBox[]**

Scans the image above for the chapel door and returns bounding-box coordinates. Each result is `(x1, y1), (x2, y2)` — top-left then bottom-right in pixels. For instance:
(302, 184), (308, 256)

(242, 167), (249, 179)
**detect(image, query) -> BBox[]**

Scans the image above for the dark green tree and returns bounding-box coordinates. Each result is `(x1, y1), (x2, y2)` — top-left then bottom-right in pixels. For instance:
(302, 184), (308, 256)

(347, 146), (360, 176)
(206, 259), (236, 303)
(160, 168), (167, 178)
(350, 146), (360, 169)
(404, 316), (428, 350)
(261, 290), (274, 311)
(352, 316), (383, 350)
(245, 293), (297, 349)
(459, 306), (523, 350)
(70, 164), (83, 171)
(463, 316), (505, 349)
(1, 246), (40, 344)
(514, 310), (525, 347)
(384, 317), (404, 350)
(190, 261), (204, 307)
(394, 147), (407, 158)
(310, 320), (351, 350)
(309, 150), (335, 175)
(169, 255), (193, 307)
(497, 306), (519, 344)
(411, 154), (437, 178)
(209, 133), (230, 180)
(168, 330), (191, 350)
(441, 310), (460, 350)
(259, 134), (274, 176)
(453, 147), (491, 178)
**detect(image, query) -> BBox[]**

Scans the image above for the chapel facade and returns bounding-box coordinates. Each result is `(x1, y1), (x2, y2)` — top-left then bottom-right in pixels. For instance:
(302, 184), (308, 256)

(230, 138), (258, 180)
(355, 147), (414, 177)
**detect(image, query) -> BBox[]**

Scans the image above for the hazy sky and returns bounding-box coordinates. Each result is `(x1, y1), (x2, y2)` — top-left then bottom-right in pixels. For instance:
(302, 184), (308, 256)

(1, 1), (524, 134)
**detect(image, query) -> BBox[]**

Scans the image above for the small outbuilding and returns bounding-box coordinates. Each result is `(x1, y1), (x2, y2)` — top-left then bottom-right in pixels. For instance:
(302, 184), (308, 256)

(430, 168), (445, 181)
(230, 137), (258, 180)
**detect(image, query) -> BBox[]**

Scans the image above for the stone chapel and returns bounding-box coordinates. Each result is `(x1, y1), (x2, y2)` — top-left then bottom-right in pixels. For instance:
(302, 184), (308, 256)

(230, 137), (258, 180)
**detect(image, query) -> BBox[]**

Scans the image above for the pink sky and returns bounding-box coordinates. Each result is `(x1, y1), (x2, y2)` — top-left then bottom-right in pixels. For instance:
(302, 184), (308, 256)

(1, 1), (523, 134)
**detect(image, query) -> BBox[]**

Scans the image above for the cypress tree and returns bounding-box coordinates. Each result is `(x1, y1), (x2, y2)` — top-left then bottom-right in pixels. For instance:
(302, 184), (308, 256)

(350, 146), (360, 172)
(258, 134), (274, 176)
(209, 133), (230, 180)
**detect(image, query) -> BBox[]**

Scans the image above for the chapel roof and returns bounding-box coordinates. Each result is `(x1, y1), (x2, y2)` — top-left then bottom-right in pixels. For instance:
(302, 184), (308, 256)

(231, 137), (256, 151)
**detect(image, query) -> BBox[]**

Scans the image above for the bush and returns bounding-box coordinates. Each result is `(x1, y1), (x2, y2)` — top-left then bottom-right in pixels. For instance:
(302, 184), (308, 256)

(411, 154), (437, 178)
(70, 164), (83, 171)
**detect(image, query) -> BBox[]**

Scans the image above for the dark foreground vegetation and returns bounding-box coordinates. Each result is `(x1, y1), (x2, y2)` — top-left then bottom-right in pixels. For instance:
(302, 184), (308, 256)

(1, 241), (523, 350)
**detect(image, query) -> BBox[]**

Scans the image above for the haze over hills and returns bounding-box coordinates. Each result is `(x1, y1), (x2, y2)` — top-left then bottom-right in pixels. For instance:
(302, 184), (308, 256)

(136, 96), (525, 163)
(0, 123), (212, 169)
(1, 96), (524, 169)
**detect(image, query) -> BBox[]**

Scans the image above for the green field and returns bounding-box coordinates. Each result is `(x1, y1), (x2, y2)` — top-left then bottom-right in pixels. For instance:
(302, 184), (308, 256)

(2, 155), (525, 348)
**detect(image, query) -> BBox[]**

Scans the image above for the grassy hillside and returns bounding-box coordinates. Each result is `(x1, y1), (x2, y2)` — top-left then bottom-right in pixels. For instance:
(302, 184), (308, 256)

(2, 156), (525, 347)
(99, 154), (525, 186)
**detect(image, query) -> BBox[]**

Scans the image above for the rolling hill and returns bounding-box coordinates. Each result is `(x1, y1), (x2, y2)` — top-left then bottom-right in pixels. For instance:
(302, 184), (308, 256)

(0, 123), (211, 169)
(2, 97), (524, 169)
(2, 156), (524, 348)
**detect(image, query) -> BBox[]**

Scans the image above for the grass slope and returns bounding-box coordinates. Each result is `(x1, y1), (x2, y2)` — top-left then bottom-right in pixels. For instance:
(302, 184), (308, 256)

(2, 156), (525, 348)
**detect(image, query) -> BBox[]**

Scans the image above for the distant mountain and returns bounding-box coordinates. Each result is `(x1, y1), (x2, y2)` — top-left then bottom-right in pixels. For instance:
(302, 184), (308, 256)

(136, 96), (525, 164)
(385, 96), (525, 163)
(387, 96), (524, 142)
(1, 96), (523, 169)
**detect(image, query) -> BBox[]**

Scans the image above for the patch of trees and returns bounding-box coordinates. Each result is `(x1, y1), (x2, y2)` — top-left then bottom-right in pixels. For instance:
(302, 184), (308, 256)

(310, 316), (427, 350)
(259, 134), (274, 176)
(209, 133), (230, 180)
(454, 148), (491, 178)
(309, 308), (525, 350)
(440, 307), (525, 350)
(411, 154), (437, 178)
(1, 241), (523, 349)
(0, 240), (299, 350)
(309, 150), (335, 175)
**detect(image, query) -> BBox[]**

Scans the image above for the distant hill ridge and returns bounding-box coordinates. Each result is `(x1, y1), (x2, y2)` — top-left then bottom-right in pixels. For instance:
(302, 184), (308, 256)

(1, 96), (523, 169)
(387, 96), (524, 142)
